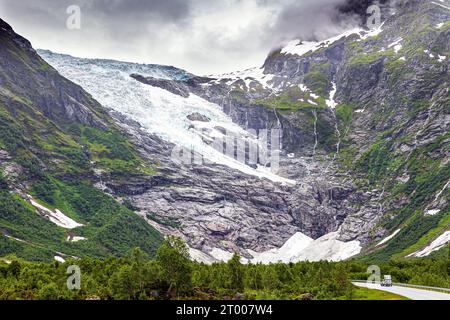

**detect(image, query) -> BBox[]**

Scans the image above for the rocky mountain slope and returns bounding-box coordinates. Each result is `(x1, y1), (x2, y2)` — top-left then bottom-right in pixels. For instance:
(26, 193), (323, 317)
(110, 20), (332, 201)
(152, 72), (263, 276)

(1, 0), (449, 264)
(104, 0), (449, 262)
(0, 18), (162, 262)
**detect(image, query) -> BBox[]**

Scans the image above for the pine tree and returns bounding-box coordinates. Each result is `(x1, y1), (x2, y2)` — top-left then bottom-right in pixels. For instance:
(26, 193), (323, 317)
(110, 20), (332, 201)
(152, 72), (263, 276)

(156, 236), (192, 296)
(227, 253), (244, 292)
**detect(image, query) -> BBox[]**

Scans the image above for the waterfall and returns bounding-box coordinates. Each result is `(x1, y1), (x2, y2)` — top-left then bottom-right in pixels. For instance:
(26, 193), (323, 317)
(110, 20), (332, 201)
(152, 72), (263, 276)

(273, 108), (283, 151)
(334, 115), (342, 156)
(326, 82), (341, 157)
(312, 109), (318, 156)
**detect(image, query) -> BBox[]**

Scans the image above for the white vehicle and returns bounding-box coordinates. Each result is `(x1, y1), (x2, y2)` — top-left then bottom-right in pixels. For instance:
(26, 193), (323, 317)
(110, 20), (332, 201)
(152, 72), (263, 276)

(381, 275), (393, 287)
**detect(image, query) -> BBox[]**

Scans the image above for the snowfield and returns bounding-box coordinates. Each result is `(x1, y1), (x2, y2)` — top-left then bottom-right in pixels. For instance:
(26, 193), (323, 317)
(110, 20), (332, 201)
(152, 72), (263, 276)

(248, 232), (313, 264)
(289, 232), (361, 262)
(426, 209), (441, 216)
(202, 231), (361, 264)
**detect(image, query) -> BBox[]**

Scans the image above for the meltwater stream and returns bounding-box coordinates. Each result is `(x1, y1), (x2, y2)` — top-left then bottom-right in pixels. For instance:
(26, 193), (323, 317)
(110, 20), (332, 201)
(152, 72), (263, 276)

(39, 50), (294, 184)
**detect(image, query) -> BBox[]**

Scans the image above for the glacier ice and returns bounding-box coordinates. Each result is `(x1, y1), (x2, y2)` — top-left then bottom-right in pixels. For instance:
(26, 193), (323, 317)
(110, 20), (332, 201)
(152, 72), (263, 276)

(39, 50), (295, 184)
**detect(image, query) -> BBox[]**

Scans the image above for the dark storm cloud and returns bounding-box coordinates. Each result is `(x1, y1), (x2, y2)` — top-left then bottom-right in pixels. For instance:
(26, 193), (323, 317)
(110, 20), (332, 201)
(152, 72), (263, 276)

(264, 0), (356, 46)
(263, 0), (396, 49)
(0, 0), (395, 74)
(82, 0), (192, 40)
(0, 0), (191, 31)
(86, 0), (190, 20)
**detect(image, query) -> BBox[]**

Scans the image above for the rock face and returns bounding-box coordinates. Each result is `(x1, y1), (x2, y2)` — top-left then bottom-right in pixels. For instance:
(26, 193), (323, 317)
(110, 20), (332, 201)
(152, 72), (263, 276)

(110, 0), (449, 261)
(187, 113), (211, 122)
(104, 114), (381, 260)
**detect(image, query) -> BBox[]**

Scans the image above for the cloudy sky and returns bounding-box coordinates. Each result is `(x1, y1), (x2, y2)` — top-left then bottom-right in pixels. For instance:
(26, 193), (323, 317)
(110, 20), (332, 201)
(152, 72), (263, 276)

(0, 0), (360, 75)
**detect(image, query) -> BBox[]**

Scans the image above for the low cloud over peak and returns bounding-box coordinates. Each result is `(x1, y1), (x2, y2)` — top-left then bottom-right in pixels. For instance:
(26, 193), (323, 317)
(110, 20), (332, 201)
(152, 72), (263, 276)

(0, 0), (393, 74)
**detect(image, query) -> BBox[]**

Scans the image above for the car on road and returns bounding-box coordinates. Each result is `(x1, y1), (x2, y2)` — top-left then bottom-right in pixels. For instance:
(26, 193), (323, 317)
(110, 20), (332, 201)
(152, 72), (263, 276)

(381, 275), (393, 287)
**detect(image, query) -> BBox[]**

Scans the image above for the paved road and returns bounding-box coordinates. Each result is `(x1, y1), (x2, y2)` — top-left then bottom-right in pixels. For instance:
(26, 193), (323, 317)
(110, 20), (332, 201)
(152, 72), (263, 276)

(353, 282), (450, 300)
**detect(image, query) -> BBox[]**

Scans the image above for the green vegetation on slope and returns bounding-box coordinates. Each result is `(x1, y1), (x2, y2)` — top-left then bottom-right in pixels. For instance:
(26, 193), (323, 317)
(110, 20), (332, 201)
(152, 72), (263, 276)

(0, 174), (163, 261)
(1, 237), (447, 300)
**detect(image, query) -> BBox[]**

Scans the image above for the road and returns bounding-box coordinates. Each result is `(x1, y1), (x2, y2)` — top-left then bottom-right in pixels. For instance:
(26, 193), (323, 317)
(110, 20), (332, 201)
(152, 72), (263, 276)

(353, 282), (450, 300)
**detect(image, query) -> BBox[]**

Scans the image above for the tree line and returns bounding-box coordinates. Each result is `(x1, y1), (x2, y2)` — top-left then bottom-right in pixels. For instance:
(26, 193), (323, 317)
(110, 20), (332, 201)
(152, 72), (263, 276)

(0, 236), (448, 300)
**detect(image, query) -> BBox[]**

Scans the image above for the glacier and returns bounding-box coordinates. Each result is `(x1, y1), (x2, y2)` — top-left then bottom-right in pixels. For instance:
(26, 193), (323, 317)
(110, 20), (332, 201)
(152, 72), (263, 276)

(38, 50), (294, 185)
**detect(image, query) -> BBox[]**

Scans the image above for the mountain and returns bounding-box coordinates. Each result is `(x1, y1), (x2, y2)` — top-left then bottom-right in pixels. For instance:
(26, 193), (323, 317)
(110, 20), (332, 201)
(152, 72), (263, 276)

(0, 18), (162, 262)
(1, 0), (449, 264)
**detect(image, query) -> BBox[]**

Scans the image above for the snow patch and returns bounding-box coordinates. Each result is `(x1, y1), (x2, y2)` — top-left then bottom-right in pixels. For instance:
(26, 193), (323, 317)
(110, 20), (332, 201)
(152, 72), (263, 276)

(281, 24), (385, 57)
(426, 209), (441, 216)
(290, 232), (361, 262)
(54, 256), (66, 263)
(376, 229), (401, 246)
(209, 248), (235, 262)
(393, 45), (402, 54)
(249, 232), (361, 263)
(388, 38), (403, 54)
(360, 22), (385, 39)
(407, 231), (450, 257)
(67, 236), (87, 242)
(431, 1), (450, 11)
(28, 196), (83, 229)
(201, 232), (361, 264)
(249, 232), (313, 264)
(5, 235), (25, 243)
(299, 84), (308, 92)
(189, 247), (217, 264)
(310, 93), (319, 100)
(210, 67), (276, 92)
